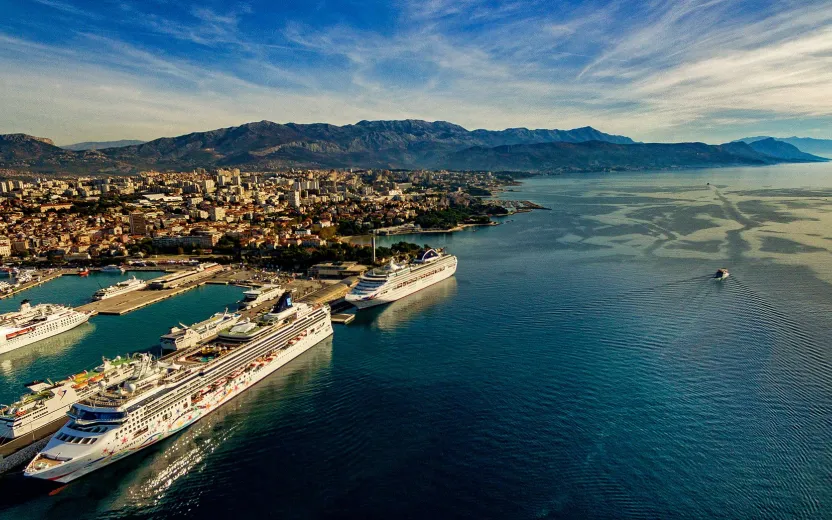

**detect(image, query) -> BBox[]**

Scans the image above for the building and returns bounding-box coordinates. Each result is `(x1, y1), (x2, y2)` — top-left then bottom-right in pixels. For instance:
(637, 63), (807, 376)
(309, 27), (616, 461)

(0, 236), (11, 257)
(152, 234), (217, 250)
(209, 207), (226, 222)
(308, 261), (368, 279)
(129, 212), (148, 235)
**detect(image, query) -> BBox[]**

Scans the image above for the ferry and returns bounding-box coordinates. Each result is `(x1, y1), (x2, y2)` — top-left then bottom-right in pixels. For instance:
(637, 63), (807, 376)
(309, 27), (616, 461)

(92, 276), (147, 301)
(237, 283), (282, 310)
(101, 265), (126, 274)
(714, 268), (730, 281)
(160, 310), (242, 352)
(0, 355), (142, 440)
(25, 293), (333, 483)
(0, 301), (93, 356)
(346, 248), (457, 309)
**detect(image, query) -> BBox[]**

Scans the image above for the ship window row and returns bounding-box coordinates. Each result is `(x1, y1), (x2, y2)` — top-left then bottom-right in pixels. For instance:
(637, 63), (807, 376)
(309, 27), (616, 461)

(56, 433), (98, 444)
(69, 424), (108, 433)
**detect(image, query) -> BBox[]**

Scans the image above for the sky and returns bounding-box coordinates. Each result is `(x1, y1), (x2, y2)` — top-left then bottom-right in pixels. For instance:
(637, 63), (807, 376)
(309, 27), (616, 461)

(1, 0), (831, 145)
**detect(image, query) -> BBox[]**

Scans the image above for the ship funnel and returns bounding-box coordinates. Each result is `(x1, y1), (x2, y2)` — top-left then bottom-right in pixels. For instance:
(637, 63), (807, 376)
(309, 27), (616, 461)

(272, 291), (293, 313)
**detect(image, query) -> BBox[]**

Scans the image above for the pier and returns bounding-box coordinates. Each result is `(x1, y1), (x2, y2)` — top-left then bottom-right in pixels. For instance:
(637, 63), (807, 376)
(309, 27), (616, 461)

(77, 282), (206, 315)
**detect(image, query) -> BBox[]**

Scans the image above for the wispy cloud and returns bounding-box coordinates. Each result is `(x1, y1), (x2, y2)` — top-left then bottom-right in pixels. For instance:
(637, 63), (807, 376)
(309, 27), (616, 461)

(2, 0), (832, 144)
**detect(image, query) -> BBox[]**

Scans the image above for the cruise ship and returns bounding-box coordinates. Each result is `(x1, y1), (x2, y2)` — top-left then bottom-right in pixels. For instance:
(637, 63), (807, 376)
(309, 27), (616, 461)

(92, 276), (147, 301)
(0, 355), (142, 440)
(25, 293), (333, 483)
(101, 265), (126, 274)
(238, 283), (282, 310)
(0, 301), (93, 356)
(160, 310), (242, 352)
(345, 248), (458, 309)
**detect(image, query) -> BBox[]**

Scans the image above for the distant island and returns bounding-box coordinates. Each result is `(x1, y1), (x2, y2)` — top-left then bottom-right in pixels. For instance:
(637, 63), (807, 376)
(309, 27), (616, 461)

(0, 119), (827, 175)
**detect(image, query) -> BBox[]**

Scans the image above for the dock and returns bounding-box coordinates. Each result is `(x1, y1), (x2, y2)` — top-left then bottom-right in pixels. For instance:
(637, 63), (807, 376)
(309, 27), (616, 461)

(77, 282), (205, 315)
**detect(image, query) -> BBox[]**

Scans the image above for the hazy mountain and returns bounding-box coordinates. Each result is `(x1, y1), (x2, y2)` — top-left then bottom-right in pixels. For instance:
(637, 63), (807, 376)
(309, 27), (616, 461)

(62, 140), (146, 151)
(744, 138), (826, 162)
(442, 141), (826, 173)
(736, 136), (832, 158)
(0, 120), (826, 174)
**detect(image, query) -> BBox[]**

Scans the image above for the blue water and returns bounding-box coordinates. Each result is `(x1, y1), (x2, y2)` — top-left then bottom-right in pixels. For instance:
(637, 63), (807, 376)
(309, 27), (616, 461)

(2, 164), (832, 519)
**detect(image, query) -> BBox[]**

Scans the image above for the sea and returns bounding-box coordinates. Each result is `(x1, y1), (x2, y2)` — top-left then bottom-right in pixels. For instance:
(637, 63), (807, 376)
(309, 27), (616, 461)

(1, 163), (831, 519)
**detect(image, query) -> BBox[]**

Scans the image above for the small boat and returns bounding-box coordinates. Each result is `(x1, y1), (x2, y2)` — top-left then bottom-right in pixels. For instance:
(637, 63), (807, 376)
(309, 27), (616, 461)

(714, 268), (730, 280)
(77, 268), (90, 277)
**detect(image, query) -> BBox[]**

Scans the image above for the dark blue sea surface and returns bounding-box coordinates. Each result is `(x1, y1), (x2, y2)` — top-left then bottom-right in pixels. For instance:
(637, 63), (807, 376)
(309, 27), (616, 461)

(1, 164), (832, 519)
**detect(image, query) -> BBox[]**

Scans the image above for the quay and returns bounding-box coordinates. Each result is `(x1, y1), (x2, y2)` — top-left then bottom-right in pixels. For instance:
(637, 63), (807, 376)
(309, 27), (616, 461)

(77, 282), (206, 316)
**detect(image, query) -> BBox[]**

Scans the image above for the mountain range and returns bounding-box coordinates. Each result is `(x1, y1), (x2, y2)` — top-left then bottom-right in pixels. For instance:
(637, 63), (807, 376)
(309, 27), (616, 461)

(736, 136), (832, 158)
(0, 120), (827, 175)
(62, 140), (146, 151)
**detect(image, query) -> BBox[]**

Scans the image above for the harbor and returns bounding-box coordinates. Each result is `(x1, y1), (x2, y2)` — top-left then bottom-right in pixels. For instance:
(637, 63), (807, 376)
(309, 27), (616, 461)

(0, 265), (360, 473)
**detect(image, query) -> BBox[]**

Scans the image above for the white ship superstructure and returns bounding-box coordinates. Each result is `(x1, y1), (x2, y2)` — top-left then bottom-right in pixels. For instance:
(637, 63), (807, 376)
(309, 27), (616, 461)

(346, 248), (457, 309)
(26, 293), (333, 483)
(0, 355), (142, 440)
(238, 283), (282, 310)
(92, 276), (147, 301)
(0, 301), (92, 356)
(160, 311), (242, 352)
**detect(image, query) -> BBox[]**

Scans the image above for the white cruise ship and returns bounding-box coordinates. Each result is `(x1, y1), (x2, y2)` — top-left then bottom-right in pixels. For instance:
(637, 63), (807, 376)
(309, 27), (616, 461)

(92, 276), (147, 301)
(0, 355), (142, 440)
(238, 283), (282, 310)
(25, 293), (333, 483)
(101, 265), (126, 274)
(345, 248), (458, 309)
(0, 301), (93, 356)
(160, 310), (242, 352)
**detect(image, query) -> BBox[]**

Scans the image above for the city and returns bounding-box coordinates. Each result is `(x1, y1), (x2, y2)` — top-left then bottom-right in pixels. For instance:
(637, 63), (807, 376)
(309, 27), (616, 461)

(0, 168), (517, 270)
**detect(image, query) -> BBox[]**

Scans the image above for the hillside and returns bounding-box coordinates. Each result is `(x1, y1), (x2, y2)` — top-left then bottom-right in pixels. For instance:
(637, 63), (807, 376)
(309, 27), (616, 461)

(102, 119), (637, 170)
(0, 134), (130, 173)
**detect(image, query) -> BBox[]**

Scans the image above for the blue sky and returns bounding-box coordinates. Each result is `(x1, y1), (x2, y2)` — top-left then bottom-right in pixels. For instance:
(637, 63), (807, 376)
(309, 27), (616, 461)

(1, 0), (831, 144)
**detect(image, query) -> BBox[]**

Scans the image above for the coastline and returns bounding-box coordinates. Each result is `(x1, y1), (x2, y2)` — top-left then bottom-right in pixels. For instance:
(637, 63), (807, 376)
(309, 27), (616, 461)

(339, 222), (499, 246)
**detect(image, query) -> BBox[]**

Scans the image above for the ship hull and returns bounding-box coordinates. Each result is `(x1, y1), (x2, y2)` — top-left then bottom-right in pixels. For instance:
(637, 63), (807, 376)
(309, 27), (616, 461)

(348, 260), (457, 309)
(28, 319), (334, 483)
(0, 312), (90, 356)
